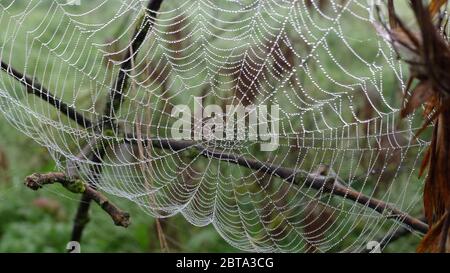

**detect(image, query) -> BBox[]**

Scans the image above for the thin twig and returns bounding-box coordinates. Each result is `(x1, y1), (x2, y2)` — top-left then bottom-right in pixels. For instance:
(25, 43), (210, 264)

(361, 216), (426, 253)
(102, 0), (164, 126)
(70, 142), (106, 242)
(0, 60), (93, 129)
(24, 172), (130, 227)
(71, 193), (92, 243)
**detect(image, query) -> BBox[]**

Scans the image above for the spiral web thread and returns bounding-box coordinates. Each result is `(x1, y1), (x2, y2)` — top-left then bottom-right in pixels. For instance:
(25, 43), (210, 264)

(0, 0), (430, 252)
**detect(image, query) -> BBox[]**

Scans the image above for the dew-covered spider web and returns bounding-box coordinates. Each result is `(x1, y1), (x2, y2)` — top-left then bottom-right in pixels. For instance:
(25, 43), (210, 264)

(0, 0), (431, 252)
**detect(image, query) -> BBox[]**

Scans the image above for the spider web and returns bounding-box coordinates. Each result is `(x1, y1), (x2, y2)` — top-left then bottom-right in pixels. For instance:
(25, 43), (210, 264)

(0, 0), (429, 252)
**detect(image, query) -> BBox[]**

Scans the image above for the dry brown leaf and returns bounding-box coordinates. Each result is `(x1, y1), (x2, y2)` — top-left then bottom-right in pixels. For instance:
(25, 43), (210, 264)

(401, 81), (434, 118)
(386, 0), (450, 252)
(429, 0), (448, 16)
(417, 211), (450, 252)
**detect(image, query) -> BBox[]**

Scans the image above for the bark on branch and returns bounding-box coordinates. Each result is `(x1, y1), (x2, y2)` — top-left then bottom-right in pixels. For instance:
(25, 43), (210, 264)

(0, 60), (93, 129)
(24, 172), (130, 227)
(361, 216), (427, 253)
(102, 0), (164, 127)
(71, 193), (92, 242)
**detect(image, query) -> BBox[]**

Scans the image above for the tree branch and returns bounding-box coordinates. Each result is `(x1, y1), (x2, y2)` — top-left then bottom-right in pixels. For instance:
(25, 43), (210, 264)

(0, 60), (93, 129)
(71, 193), (92, 243)
(24, 172), (130, 227)
(102, 0), (164, 126)
(361, 216), (427, 253)
(124, 136), (429, 234)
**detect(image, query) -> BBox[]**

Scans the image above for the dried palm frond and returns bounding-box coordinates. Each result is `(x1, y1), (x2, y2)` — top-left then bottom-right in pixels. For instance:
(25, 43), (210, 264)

(429, 0), (449, 16)
(383, 0), (450, 252)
